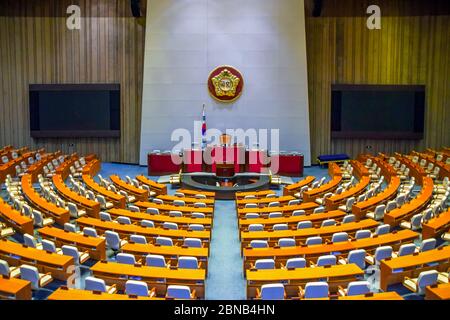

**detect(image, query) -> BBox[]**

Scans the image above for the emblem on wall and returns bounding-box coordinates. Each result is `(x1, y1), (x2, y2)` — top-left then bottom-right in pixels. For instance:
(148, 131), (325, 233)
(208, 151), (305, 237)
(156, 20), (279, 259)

(208, 66), (244, 103)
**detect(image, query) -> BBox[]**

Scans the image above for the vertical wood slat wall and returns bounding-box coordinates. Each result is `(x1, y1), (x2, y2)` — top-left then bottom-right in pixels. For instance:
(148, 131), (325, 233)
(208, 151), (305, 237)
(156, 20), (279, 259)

(306, 15), (450, 163)
(0, 0), (449, 164)
(0, 0), (144, 163)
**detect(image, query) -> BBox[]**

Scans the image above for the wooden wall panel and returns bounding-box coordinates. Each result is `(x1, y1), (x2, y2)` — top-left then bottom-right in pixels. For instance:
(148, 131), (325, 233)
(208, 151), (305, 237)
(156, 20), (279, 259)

(306, 14), (450, 163)
(1, 0), (449, 165)
(0, 0), (144, 163)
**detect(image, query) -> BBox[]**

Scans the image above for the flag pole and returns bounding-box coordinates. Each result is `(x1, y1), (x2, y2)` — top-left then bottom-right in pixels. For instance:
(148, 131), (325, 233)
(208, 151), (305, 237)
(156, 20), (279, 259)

(201, 103), (206, 150)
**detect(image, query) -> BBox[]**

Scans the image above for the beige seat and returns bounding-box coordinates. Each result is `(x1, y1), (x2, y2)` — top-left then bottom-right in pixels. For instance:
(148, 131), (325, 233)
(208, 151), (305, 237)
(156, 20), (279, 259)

(403, 270), (438, 295)
(62, 245), (90, 264)
(96, 195), (114, 209)
(20, 265), (53, 290)
(0, 259), (21, 278)
(85, 276), (117, 294)
(0, 227), (15, 238)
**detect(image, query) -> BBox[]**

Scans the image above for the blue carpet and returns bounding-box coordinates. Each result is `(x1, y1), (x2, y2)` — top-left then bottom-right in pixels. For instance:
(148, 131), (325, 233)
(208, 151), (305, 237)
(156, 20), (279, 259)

(205, 200), (246, 299)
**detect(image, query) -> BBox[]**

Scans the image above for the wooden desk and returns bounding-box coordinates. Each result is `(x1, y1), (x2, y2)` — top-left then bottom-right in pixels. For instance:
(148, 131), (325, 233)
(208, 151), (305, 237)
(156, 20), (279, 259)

(303, 164), (342, 202)
(157, 194), (215, 207)
(108, 208), (213, 228)
(82, 158), (101, 176)
(21, 174), (70, 225)
(0, 239), (74, 280)
(412, 151), (450, 180)
(425, 283), (450, 300)
(246, 264), (363, 299)
(352, 176), (401, 219)
(283, 176), (315, 196)
(236, 196), (295, 209)
(26, 152), (60, 182)
(236, 190), (276, 200)
(325, 176), (370, 210)
(0, 198), (34, 235)
(240, 219), (379, 247)
(38, 226), (106, 261)
(350, 230), (418, 252)
(48, 287), (164, 300)
(215, 163), (235, 177)
(91, 261), (206, 298)
(0, 276), (32, 300)
(395, 153), (427, 183)
(423, 148), (448, 161)
(122, 242), (209, 260)
(349, 160), (370, 177)
(76, 217), (211, 243)
(121, 242), (209, 271)
(422, 208), (450, 240)
(52, 174), (100, 218)
(242, 230), (418, 269)
(338, 292), (403, 300)
(237, 202), (319, 218)
(82, 174), (126, 209)
(384, 176), (434, 226)
(136, 175), (167, 195)
(238, 210), (347, 230)
(177, 189), (215, 199)
(0, 151), (35, 183)
(54, 153), (77, 178)
(0, 145), (13, 154)
(110, 175), (149, 202)
(135, 201), (214, 217)
(380, 245), (450, 291)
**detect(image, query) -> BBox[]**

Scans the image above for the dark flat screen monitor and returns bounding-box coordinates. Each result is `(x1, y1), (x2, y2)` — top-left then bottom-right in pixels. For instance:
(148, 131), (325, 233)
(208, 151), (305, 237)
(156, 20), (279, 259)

(29, 84), (120, 138)
(331, 84), (425, 139)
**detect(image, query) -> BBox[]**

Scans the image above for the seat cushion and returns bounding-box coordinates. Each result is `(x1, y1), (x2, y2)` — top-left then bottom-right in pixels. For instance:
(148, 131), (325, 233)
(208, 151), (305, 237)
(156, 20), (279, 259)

(39, 274), (53, 287)
(403, 279), (418, 292)
(107, 285), (118, 294)
(438, 273), (449, 284)
(365, 256), (375, 265)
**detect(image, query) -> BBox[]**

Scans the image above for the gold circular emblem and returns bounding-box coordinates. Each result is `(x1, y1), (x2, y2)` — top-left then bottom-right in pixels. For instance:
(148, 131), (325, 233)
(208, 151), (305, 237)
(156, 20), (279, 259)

(207, 66), (244, 103)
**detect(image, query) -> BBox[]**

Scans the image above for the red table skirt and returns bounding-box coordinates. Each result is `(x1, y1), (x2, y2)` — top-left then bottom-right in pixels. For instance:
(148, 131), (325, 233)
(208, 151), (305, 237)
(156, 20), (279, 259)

(148, 151), (304, 176)
(272, 154), (304, 176)
(148, 154), (181, 175)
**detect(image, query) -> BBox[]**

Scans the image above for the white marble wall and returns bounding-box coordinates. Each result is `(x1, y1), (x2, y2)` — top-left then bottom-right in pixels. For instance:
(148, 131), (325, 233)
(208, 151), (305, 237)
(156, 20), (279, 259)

(140, 0), (311, 165)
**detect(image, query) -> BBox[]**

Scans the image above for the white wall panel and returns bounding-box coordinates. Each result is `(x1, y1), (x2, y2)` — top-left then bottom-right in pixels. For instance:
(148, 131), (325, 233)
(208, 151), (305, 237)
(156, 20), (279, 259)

(140, 0), (311, 166)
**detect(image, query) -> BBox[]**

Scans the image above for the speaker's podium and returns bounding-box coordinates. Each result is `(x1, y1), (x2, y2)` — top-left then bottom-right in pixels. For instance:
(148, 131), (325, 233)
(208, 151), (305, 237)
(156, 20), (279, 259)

(210, 145), (244, 176)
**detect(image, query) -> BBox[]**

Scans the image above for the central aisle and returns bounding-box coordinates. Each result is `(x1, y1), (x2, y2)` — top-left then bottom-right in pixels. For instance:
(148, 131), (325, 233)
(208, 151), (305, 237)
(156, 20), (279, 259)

(205, 200), (246, 299)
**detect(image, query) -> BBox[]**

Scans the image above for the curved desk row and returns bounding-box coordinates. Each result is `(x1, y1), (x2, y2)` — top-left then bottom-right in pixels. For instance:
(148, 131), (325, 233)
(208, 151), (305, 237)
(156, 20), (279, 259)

(90, 261), (206, 298)
(110, 175), (148, 202)
(242, 229), (418, 269)
(21, 174), (70, 225)
(0, 198), (34, 235)
(283, 176), (315, 196)
(108, 208), (213, 229)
